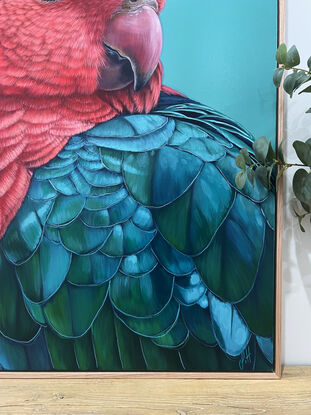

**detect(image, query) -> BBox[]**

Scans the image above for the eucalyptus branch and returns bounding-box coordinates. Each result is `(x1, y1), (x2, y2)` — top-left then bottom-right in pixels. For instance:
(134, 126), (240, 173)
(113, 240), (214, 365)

(236, 43), (311, 231)
(235, 135), (311, 231)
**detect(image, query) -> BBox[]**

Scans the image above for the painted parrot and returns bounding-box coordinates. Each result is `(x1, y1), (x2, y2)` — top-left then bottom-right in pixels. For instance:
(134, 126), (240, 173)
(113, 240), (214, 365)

(0, 0), (275, 372)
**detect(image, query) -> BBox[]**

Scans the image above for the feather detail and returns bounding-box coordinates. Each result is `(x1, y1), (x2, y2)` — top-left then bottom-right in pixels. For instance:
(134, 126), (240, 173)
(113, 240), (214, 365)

(161, 85), (185, 97)
(0, 162), (31, 239)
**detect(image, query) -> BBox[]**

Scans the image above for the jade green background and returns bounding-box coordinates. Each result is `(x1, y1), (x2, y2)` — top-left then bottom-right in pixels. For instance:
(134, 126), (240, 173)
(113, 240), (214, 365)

(160, 0), (278, 142)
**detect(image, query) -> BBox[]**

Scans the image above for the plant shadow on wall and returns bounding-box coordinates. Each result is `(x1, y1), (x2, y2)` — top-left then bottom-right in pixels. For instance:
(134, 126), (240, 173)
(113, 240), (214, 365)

(236, 44), (311, 307)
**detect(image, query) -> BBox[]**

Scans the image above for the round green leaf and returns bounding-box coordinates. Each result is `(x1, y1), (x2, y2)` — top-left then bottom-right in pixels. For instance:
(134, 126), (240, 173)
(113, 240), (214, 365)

(255, 166), (269, 189)
(283, 71), (310, 97)
(235, 171), (247, 190)
(235, 154), (246, 170)
(253, 136), (269, 162)
(240, 148), (252, 165)
(275, 43), (287, 65)
(286, 45), (300, 68)
(293, 141), (311, 167)
(273, 68), (284, 87)
(293, 169), (311, 202)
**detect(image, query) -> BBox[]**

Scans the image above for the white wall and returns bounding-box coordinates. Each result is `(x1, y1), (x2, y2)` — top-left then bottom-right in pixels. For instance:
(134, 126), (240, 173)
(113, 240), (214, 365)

(283, 0), (311, 364)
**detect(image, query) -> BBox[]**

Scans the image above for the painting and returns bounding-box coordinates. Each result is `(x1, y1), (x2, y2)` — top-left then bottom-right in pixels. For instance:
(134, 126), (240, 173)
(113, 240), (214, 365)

(0, 0), (281, 377)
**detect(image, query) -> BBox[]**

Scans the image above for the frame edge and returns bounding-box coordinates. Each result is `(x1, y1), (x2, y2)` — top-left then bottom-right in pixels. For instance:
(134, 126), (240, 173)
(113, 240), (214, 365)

(274, 0), (285, 380)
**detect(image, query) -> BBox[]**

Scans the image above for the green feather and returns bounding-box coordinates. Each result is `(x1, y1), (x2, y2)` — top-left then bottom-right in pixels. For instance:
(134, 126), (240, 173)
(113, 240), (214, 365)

(140, 337), (183, 371)
(43, 282), (108, 338)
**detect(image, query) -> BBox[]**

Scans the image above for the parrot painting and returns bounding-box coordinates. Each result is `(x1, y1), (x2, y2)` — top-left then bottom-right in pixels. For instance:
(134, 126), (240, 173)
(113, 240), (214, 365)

(0, 0), (276, 372)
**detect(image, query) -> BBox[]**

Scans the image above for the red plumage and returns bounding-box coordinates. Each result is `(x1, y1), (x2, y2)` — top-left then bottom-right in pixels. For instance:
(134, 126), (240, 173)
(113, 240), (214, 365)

(0, 0), (166, 238)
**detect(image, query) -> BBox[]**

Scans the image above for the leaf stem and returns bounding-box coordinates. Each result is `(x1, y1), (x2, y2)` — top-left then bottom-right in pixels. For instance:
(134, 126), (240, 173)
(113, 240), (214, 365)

(281, 65), (311, 74)
(273, 160), (308, 168)
(285, 163), (309, 168)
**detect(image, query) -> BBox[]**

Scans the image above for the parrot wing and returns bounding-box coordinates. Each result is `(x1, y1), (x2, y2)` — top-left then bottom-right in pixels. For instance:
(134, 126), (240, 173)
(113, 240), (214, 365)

(0, 93), (275, 372)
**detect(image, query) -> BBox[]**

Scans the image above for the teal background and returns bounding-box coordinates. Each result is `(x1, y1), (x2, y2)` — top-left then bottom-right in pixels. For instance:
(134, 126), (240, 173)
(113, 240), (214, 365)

(160, 0), (278, 142)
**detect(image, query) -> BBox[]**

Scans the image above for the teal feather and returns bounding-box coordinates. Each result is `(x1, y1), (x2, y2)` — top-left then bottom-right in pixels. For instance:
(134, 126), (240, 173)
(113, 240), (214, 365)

(0, 96), (275, 372)
(115, 299), (179, 338)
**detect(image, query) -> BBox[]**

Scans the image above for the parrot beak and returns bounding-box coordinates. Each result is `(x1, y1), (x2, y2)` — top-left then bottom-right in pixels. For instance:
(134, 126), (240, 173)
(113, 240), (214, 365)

(100, 6), (162, 92)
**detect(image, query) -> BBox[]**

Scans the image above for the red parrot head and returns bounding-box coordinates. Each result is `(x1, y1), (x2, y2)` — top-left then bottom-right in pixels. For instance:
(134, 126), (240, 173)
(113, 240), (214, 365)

(0, 0), (165, 97)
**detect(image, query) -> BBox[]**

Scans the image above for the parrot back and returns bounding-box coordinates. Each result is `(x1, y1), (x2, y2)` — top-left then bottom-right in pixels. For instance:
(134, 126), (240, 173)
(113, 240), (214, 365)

(0, 93), (275, 372)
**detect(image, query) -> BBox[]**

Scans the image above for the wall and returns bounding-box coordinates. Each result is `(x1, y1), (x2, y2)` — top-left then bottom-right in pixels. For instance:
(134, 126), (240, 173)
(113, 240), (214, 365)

(283, 0), (311, 365)
(161, 0), (278, 140)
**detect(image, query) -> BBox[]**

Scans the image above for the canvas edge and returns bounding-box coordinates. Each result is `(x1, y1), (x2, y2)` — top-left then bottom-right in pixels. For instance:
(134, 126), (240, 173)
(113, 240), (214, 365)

(0, 0), (285, 381)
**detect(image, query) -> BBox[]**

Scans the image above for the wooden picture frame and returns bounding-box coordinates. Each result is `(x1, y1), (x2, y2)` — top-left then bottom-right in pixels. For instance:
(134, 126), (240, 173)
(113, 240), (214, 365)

(0, 0), (284, 380)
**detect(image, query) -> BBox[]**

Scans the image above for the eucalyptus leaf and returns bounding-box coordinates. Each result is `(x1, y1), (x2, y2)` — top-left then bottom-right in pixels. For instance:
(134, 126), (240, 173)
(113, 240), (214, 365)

(235, 172), (247, 190)
(255, 166), (269, 189)
(267, 166), (274, 190)
(253, 136), (269, 162)
(275, 43), (287, 65)
(240, 148), (252, 165)
(308, 56), (311, 71)
(267, 143), (276, 162)
(273, 68), (284, 87)
(283, 73), (297, 97)
(296, 72), (311, 88)
(293, 169), (311, 202)
(301, 201), (311, 213)
(293, 141), (311, 167)
(286, 45), (300, 68)
(283, 72), (311, 98)
(235, 154), (246, 170)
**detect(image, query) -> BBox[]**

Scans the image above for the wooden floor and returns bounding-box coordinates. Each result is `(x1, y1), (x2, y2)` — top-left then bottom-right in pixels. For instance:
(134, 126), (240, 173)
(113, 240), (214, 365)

(0, 367), (310, 414)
